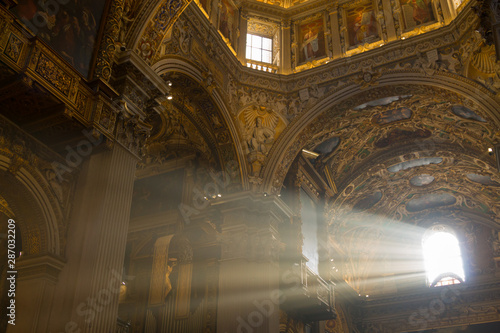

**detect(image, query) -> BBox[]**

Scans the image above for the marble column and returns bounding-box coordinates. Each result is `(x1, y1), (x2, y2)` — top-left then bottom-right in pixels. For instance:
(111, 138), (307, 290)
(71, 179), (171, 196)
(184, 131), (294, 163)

(48, 144), (138, 333)
(212, 192), (293, 333)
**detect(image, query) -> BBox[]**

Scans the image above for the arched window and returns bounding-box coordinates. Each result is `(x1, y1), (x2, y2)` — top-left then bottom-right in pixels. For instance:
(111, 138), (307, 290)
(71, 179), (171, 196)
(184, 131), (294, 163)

(422, 225), (465, 287)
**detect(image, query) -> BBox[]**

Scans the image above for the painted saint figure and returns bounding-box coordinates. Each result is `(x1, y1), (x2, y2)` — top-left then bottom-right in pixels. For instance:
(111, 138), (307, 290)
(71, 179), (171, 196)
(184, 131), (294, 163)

(351, 9), (378, 46)
(302, 28), (319, 61)
(401, 0), (433, 25)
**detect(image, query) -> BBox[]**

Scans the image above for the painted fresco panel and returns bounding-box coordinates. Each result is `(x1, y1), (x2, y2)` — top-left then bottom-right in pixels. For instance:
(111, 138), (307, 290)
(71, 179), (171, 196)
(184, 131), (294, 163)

(346, 2), (379, 47)
(298, 17), (326, 64)
(219, 0), (236, 47)
(399, 0), (435, 30)
(372, 107), (412, 125)
(13, 0), (108, 77)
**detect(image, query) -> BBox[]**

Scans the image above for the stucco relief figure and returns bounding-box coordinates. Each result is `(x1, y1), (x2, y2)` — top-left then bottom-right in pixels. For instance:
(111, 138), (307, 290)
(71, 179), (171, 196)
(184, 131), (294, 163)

(243, 106), (279, 155)
(165, 259), (177, 298)
(247, 117), (275, 153)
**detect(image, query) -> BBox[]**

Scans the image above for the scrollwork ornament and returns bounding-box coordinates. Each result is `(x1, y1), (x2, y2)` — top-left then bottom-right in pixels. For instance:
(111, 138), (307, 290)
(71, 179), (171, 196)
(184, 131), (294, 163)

(93, 0), (125, 81)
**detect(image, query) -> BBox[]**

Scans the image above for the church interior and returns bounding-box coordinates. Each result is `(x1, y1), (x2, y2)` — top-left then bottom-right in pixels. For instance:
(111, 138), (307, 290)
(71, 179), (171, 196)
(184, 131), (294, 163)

(1, 0), (500, 332)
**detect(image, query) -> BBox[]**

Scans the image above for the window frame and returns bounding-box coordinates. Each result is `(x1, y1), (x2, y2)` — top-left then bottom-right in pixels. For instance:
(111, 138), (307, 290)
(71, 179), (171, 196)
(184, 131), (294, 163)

(246, 33), (273, 64)
(422, 224), (466, 287)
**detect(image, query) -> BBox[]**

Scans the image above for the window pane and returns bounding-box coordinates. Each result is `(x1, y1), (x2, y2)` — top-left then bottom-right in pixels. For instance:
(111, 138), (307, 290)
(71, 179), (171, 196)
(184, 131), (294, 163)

(262, 37), (272, 51)
(246, 34), (273, 65)
(252, 35), (261, 47)
(246, 35), (252, 47)
(423, 231), (465, 286)
(251, 48), (261, 62)
(262, 50), (272, 64)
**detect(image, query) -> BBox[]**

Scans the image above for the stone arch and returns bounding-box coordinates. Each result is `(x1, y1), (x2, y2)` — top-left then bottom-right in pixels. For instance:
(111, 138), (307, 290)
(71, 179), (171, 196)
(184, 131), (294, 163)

(130, 0), (192, 64)
(152, 57), (249, 190)
(262, 71), (500, 193)
(0, 160), (64, 257)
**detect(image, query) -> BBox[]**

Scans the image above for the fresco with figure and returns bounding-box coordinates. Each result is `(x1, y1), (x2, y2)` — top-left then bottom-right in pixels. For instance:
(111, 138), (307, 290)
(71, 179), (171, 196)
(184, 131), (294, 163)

(13, 0), (107, 77)
(298, 17), (326, 64)
(346, 2), (379, 47)
(399, 0), (435, 30)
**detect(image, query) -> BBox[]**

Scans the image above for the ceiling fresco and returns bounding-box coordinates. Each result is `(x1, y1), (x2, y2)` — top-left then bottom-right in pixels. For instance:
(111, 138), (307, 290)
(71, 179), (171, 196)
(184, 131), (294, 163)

(296, 87), (500, 296)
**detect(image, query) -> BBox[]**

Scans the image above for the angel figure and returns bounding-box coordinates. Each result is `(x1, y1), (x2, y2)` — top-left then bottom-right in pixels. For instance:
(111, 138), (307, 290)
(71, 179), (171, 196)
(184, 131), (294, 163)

(243, 106), (279, 154)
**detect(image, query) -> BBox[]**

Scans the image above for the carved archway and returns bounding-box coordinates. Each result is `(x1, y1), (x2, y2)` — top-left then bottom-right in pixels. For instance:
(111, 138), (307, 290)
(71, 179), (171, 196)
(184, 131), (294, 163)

(150, 58), (248, 190)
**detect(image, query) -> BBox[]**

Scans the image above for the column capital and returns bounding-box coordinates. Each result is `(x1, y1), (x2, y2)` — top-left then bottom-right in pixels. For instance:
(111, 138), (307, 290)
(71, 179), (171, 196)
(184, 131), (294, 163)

(17, 253), (66, 283)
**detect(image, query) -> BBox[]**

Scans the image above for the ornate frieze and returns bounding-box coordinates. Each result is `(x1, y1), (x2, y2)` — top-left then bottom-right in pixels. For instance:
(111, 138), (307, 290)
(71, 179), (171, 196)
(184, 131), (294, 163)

(26, 42), (80, 102)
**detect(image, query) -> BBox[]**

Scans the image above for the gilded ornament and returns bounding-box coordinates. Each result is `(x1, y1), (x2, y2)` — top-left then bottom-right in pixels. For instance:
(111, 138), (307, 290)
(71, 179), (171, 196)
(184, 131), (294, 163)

(4, 33), (22, 62)
(35, 53), (72, 96)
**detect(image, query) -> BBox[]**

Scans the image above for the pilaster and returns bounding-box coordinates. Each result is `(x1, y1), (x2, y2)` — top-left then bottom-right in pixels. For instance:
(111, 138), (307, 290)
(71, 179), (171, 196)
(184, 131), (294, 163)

(382, 0), (397, 42)
(48, 144), (139, 333)
(281, 20), (292, 74)
(238, 11), (249, 66)
(328, 5), (343, 60)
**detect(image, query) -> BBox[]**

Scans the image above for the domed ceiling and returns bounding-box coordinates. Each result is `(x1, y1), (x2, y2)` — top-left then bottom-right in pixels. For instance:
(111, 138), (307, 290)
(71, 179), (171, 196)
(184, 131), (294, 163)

(299, 85), (500, 296)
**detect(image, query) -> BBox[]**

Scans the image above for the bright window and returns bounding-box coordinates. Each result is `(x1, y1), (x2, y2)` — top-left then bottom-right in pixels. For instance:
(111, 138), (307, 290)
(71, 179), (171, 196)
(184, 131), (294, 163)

(246, 34), (272, 64)
(453, 0), (464, 10)
(422, 228), (465, 287)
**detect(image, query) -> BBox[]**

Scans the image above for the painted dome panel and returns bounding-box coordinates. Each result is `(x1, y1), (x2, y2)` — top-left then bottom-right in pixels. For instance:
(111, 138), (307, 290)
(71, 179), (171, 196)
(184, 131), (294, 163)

(314, 137), (340, 155)
(410, 174), (435, 186)
(387, 157), (443, 173)
(406, 193), (456, 212)
(372, 107), (412, 125)
(467, 173), (500, 186)
(352, 191), (383, 212)
(451, 105), (486, 122)
(353, 95), (412, 110)
(375, 128), (431, 148)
